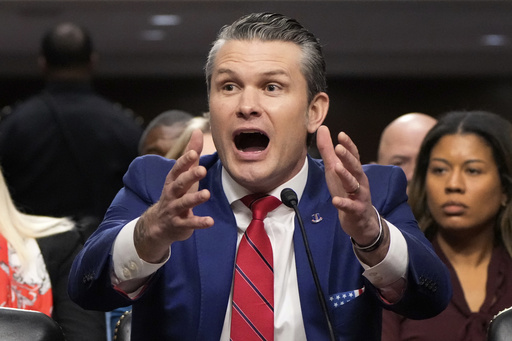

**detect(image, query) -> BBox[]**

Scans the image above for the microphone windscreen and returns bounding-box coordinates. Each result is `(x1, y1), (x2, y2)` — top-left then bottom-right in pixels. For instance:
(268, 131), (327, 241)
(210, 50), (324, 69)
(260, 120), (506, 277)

(280, 188), (298, 208)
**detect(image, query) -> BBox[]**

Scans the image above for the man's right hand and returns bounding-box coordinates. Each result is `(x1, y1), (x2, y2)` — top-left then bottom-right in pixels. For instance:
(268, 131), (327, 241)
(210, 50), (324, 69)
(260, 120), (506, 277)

(134, 129), (214, 263)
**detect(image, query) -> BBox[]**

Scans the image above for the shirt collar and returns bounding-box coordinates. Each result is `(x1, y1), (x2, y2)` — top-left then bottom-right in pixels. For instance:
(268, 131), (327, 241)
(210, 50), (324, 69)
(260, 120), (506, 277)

(222, 157), (309, 205)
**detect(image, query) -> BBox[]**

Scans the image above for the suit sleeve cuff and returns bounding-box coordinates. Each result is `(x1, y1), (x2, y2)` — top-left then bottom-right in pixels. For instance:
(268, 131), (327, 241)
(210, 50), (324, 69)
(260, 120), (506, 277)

(111, 218), (170, 295)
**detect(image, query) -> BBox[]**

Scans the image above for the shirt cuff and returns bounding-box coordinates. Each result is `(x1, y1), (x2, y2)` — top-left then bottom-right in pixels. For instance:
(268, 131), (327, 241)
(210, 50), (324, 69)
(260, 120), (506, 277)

(357, 220), (408, 288)
(111, 218), (170, 294)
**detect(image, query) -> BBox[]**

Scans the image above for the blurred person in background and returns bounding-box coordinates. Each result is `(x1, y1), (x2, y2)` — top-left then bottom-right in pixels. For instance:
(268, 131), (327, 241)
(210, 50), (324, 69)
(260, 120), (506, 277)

(0, 22), (142, 242)
(166, 113), (216, 160)
(138, 109), (193, 156)
(382, 110), (512, 340)
(377, 112), (437, 193)
(0, 167), (106, 340)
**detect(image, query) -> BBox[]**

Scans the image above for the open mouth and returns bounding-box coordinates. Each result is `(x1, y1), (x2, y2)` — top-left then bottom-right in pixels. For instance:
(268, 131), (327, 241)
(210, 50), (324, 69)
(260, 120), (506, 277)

(234, 132), (269, 152)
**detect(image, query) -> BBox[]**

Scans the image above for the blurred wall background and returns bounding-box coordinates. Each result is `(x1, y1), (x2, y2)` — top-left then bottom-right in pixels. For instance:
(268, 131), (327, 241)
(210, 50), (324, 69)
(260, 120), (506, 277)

(1, 0), (512, 163)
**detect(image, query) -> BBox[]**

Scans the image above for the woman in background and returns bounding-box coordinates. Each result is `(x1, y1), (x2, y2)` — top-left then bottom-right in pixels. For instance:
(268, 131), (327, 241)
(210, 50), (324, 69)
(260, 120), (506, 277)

(0, 168), (106, 340)
(382, 110), (512, 340)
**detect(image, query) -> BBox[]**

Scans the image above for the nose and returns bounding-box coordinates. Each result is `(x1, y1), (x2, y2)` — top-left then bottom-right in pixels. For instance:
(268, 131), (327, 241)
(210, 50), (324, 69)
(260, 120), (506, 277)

(445, 170), (465, 193)
(236, 87), (261, 118)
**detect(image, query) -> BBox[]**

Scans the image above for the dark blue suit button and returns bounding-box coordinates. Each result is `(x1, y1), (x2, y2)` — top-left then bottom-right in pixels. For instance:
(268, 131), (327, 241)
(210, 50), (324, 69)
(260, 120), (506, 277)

(82, 273), (94, 284)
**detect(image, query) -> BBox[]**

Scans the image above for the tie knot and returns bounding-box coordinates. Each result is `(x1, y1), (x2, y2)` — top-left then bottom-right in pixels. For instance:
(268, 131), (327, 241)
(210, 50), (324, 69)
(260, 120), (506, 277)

(241, 194), (282, 220)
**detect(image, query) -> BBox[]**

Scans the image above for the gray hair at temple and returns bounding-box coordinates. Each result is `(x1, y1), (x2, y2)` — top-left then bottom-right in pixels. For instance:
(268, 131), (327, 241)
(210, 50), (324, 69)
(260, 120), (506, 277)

(204, 12), (327, 103)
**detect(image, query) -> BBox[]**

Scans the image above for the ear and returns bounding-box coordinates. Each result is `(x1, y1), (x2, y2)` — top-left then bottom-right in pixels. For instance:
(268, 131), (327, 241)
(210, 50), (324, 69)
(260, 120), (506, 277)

(307, 92), (329, 134)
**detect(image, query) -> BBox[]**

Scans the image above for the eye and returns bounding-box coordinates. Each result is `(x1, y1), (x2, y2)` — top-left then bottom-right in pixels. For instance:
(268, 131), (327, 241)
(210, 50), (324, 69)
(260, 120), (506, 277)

(466, 167), (482, 175)
(429, 166), (446, 175)
(223, 84), (235, 91)
(266, 84), (280, 92)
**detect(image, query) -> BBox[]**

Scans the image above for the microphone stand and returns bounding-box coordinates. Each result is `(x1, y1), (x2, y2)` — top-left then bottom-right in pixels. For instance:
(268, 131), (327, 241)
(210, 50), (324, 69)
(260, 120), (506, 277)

(281, 188), (336, 341)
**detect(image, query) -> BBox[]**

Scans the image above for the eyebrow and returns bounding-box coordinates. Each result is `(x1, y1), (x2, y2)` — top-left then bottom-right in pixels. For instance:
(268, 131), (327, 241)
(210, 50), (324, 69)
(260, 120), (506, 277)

(214, 68), (289, 78)
(261, 69), (289, 77)
(430, 158), (487, 165)
(390, 155), (410, 160)
(214, 68), (234, 76)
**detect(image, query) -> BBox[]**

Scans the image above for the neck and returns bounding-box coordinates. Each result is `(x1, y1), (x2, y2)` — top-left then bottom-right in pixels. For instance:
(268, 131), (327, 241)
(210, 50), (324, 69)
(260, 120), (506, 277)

(44, 66), (92, 82)
(436, 227), (494, 267)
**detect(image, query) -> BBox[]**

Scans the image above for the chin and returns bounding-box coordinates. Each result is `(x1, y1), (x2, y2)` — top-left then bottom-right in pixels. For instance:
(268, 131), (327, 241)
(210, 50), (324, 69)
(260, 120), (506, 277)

(233, 169), (274, 192)
(233, 169), (264, 185)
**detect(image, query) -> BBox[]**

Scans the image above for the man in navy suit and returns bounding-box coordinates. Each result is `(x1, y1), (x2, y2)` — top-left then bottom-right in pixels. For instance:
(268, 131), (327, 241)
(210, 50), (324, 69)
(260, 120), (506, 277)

(69, 13), (451, 340)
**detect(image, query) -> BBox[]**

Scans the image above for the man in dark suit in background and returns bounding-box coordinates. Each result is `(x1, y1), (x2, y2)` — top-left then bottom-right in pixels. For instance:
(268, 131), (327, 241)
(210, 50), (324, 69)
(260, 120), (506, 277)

(0, 22), (142, 240)
(69, 13), (451, 340)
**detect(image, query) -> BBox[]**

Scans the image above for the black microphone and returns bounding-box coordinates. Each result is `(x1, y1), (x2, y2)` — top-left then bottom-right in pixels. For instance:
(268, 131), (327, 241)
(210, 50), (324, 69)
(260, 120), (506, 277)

(281, 188), (336, 341)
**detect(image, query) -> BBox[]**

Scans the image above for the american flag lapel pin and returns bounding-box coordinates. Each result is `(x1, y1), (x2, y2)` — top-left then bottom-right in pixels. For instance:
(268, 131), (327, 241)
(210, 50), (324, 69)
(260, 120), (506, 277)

(311, 213), (323, 223)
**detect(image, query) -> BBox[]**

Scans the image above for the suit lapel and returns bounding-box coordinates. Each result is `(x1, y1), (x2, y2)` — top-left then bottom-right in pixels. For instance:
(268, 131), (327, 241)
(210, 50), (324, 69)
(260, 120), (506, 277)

(194, 159), (238, 339)
(294, 158), (339, 338)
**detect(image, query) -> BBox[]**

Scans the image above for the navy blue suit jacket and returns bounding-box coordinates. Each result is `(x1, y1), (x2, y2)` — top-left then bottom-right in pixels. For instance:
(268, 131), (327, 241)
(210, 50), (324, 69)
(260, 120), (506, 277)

(69, 154), (451, 340)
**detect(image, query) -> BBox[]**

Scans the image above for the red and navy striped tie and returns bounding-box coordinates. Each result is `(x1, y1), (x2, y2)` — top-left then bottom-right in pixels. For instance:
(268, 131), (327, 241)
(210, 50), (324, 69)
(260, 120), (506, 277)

(230, 194), (281, 341)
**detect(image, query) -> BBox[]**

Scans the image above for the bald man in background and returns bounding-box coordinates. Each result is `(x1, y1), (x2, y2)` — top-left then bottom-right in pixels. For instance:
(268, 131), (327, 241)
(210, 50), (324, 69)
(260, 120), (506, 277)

(377, 113), (437, 191)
